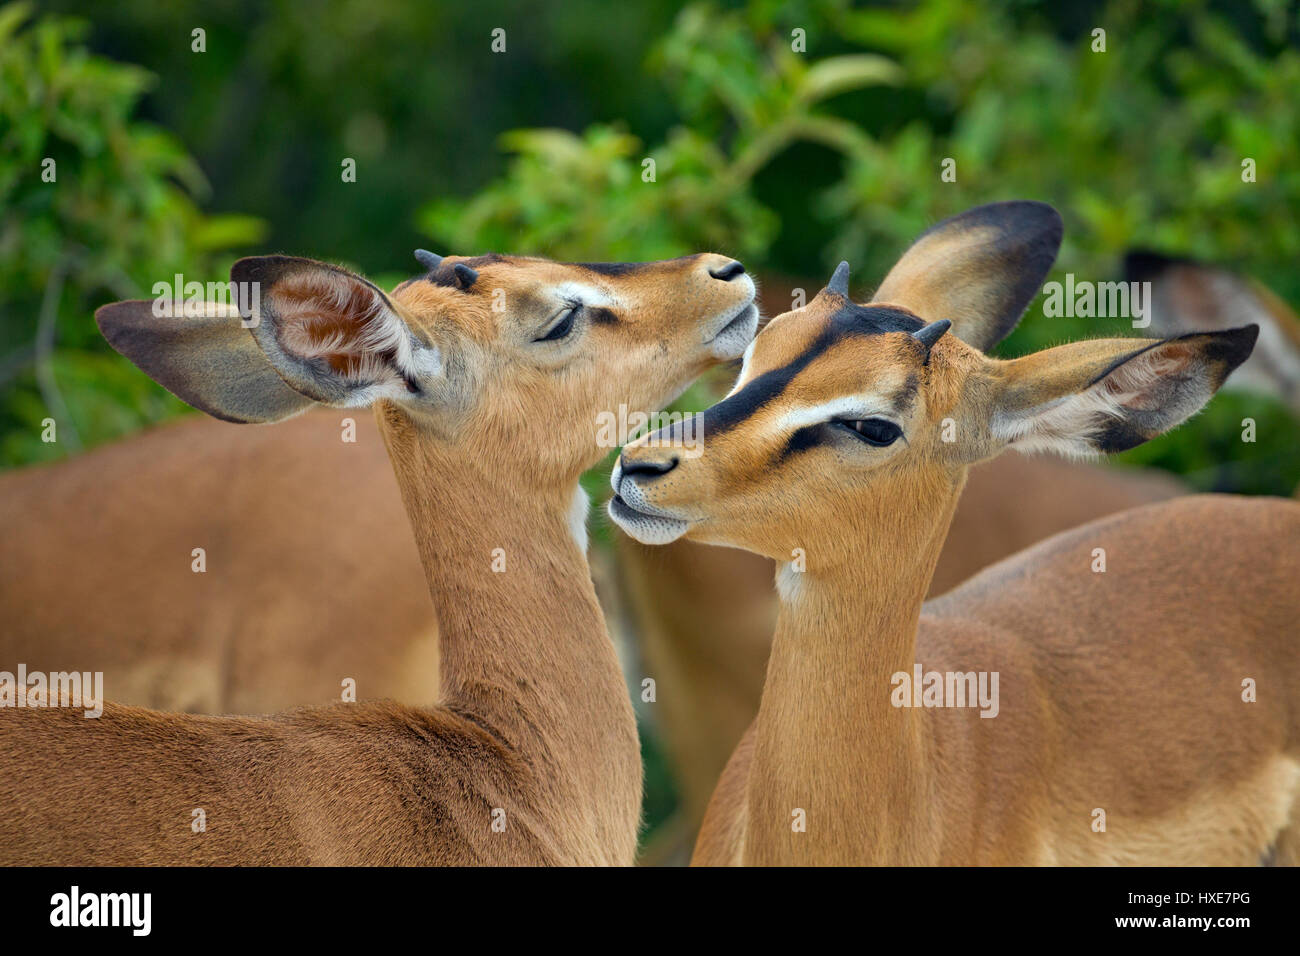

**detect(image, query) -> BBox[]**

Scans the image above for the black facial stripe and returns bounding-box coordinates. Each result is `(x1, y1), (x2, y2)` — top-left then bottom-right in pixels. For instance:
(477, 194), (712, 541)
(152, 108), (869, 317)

(588, 306), (618, 325)
(775, 424), (829, 463)
(654, 415), (699, 445)
(576, 256), (696, 277)
(827, 302), (926, 337)
(700, 304), (925, 439)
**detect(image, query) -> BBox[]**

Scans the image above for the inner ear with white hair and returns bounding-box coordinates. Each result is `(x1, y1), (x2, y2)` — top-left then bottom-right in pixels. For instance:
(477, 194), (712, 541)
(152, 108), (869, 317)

(984, 326), (1258, 459)
(235, 255), (445, 409)
(98, 256), (447, 425)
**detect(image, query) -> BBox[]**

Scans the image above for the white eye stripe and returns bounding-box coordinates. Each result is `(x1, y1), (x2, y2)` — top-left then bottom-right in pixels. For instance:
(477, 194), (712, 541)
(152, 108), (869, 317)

(774, 396), (900, 432)
(551, 282), (620, 310)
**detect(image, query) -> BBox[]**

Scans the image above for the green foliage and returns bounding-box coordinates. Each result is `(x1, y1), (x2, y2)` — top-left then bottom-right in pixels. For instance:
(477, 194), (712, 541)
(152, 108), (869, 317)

(423, 123), (780, 262)
(37, 0), (688, 270)
(0, 2), (263, 465)
(823, 0), (1300, 301)
(422, 3), (900, 262)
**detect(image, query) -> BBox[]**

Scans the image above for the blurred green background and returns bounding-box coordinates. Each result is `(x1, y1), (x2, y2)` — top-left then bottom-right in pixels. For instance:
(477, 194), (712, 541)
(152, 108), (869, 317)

(3, 0), (1299, 852)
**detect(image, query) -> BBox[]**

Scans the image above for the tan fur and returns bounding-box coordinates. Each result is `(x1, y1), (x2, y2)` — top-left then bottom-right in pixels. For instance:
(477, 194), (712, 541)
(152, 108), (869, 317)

(0, 410), (432, 714)
(692, 497), (1300, 865)
(0, 251), (756, 865)
(612, 210), (1293, 866)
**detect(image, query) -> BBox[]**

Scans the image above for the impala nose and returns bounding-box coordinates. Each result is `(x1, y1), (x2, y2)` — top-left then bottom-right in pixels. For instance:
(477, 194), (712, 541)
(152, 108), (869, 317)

(619, 453), (679, 481)
(709, 260), (747, 282)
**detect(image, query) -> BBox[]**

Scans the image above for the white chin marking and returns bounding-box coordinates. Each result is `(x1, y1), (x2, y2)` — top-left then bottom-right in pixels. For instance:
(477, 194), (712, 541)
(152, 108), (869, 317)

(607, 496), (690, 545)
(709, 304), (759, 360)
(568, 484), (591, 553)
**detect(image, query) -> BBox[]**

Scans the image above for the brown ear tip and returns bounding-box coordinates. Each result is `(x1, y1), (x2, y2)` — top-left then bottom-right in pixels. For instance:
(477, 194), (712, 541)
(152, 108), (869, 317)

(987, 199), (1063, 243)
(230, 254), (312, 286)
(93, 303), (121, 345)
(1215, 323), (1259, 377)
(969, 200), (1064, 266)
(93, 301), (119, 331)
(93, 300), (151, 339)
(230, 256), (262, 287)
(1029, 201), (1064, 249)
(1014, 199), (1062, 222)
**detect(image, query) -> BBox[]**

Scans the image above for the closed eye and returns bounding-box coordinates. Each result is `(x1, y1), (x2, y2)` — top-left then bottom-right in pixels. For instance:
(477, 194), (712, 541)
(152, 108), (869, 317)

(534, 303), (582, 343)
(832, 417), (902, 447)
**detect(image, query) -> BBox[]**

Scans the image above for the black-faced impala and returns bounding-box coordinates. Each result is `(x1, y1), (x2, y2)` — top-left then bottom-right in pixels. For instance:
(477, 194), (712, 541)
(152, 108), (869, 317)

(0, 249), (758, 865)
(611, 201), (1300, 865)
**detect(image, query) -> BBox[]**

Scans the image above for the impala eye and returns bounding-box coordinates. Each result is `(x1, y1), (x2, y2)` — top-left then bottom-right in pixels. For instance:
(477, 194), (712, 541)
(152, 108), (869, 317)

(535, 304), (581, 342)
(834, 417), (902, 447)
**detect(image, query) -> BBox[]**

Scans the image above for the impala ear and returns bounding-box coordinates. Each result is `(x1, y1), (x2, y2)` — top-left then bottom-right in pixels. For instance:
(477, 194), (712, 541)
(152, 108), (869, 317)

(233, 256), (444, 408)
(1126, 251), (1300, 408)
(95, 299), (314, 424)
(988, 326), (1258, 458)
(871, 201), (1063, 352)
(97, 257), (448, 424)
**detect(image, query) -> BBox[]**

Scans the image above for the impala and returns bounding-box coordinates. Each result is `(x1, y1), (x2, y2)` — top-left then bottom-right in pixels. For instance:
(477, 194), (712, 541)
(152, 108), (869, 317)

(619, 252), (1187, 845)
(611, 201), (1300, 865)
(0, 248), (758, 865)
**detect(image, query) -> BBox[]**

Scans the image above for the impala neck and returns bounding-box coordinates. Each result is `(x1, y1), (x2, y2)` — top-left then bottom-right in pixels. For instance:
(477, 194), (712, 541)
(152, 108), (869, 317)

(744, 468), (964, 865)
(375, 406), (641, 858)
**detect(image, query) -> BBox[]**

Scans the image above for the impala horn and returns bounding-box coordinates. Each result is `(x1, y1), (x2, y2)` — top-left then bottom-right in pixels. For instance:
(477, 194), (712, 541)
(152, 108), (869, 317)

(453, 263), (479, 289)
(414, 249), (443, 271)
(912, 318), (952, 359)
(826, 260), (851, 298)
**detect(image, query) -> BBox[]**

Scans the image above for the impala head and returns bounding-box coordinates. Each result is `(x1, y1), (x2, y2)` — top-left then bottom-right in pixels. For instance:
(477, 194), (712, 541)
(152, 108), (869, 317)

(1126, 251), (1300, 413)
(96, 251), (757, 487)
(610, 202), (1257, 562)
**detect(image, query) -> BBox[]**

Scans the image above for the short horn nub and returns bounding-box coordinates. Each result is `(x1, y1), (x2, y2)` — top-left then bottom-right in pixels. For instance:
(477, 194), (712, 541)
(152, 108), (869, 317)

(826, 261), (851, 298)
(913, 318), (952, 351)
(453, 263), (479, 289)
(414, 249), (443, 271)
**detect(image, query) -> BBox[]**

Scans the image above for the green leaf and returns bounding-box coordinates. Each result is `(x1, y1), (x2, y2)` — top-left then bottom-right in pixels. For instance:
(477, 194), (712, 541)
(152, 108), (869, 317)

(796, 54), (903, 104)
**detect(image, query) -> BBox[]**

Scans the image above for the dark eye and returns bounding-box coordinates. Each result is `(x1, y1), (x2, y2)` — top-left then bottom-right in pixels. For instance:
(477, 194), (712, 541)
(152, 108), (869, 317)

(535, 305), (580, 342)
(834, 418), (902, 447)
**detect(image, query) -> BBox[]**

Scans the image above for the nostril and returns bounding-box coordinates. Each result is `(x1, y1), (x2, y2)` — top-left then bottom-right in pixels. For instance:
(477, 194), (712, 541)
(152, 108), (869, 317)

(620, 455), (679, 480)
(709, 261), (746, 282)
